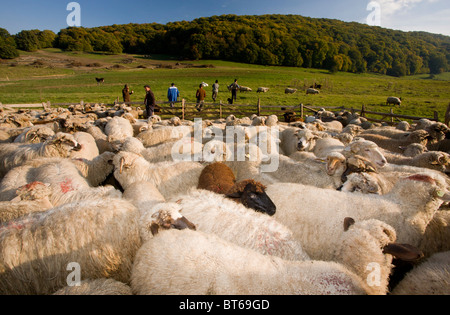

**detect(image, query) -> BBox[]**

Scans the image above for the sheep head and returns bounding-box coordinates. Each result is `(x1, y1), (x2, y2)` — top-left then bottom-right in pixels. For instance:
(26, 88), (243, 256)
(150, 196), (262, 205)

(326, 152), (347, 176)
(226, 179), (276, 216)
(47, 133), (82, 156)
(338, 218), (423, 295)
(339, 173), (381, 194)
(344, 139), (387, 168)
(295, 129), (318, 152)
(142, 203), (196, 238)
(427, 152), (450, 174)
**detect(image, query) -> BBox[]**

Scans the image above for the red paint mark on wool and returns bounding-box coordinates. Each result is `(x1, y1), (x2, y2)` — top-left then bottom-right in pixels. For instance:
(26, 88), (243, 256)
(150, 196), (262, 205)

(24, 181), (44, 190)
(60, 178), (74, 193)
(406, 174), (435, 184)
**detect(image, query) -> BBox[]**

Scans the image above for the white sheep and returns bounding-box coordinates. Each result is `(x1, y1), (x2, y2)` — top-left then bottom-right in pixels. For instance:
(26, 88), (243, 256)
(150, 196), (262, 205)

(239, 86), (252, 92)
(306, 88), (320, 95)
(265, 115), (278, 127)
(131, 229), (371, 295)
(0, 197), (142, 295)
(263, 152), (347, 189)
(172, 189), (309, 261)
(285, 88), (297, 94)
(359, 130), (429, 154)
(391, 251), (450, 295)
(53, 278), (133, 295)
(257, 87), (269, 93)
(280, 127), (325, 156)
(0, 155), (119, 206)
(418, 210), (450, 259)
(136, 125), (192, 148)
(104, 116), (134, 149)
(113, 151), (204, 198)
(266, 173), (449, 258)
(69, 131), (99, 161)
(13, 126), (55, 144)
(120, 136), (203, 163)
(383, 151), (450, 174)
(386, 96), (402, 106)
(0, 182), (52, 223)
(0, 132), (82, 178)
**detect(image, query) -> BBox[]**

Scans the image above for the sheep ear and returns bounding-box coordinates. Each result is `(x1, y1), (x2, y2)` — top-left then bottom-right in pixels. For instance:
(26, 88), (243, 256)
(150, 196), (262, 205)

(383, 243), (423, 261)
(343, 217), (355, 231)
(150, 223), (159, 236)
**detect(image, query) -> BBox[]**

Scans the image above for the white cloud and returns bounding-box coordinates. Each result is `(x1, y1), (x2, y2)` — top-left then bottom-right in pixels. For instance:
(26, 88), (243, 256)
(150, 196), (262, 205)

(377, 0), (440, 17)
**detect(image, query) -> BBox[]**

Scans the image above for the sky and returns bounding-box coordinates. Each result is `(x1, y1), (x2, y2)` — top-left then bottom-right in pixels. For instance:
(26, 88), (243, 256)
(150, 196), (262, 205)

(0, 0), (449, 36)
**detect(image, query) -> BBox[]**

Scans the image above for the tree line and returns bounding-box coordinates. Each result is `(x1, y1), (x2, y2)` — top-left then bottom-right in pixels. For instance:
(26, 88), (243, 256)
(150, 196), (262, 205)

(1, 14), (449, 76)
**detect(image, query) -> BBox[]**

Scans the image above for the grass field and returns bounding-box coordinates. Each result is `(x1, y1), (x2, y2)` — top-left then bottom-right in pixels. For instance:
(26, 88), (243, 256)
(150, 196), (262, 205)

(0, 49), (449, 121)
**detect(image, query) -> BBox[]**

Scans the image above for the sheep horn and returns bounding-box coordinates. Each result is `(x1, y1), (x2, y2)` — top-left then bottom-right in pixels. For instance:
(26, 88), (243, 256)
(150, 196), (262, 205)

(119, 157), (125, 174)
(382, 243), (424, 261)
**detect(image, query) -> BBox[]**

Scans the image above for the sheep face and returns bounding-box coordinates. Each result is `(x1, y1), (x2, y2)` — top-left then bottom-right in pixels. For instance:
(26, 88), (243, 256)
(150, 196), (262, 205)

(227, 180), (276, 216)
(326, 153), (347, 176)
(346, 140), (387, 168)
(50, 133), (82, 155)
(296, 129), (317, 152)
(428, 152), (450, 174)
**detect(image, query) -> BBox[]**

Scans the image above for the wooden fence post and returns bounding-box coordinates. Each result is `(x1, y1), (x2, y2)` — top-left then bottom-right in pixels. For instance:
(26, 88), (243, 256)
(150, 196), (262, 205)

(300, 104), (304, 119)
(181, 99), (185, 120)
(219, 101), (223, 119)
(434, 111), (439, 122)
(257, 98), (261, 116)
(390, 108), (394, 123)
(361, 105), (366, 118)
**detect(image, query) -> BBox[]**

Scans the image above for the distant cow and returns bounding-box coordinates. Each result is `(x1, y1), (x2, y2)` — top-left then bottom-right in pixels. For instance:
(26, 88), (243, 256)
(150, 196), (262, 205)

(96, 78), (105, 85)
(386, 96), (402, 106)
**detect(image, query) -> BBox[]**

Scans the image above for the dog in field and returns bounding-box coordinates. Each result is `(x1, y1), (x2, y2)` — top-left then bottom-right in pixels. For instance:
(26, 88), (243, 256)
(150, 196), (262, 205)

(95, 78), (105, 85)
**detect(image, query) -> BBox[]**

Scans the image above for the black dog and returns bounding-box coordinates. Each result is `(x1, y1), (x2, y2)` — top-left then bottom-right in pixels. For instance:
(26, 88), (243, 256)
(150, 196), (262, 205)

(95, 78), (105, 85)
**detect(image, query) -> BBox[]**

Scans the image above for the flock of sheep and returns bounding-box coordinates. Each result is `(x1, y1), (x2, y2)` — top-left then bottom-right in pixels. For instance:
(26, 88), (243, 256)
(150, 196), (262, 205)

(0, 102), (448, 295)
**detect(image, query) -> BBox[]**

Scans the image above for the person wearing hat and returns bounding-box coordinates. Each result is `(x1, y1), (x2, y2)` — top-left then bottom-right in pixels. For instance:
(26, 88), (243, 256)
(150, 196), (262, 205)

(144, 85), (156, 118)
(122, 84), (134, 103)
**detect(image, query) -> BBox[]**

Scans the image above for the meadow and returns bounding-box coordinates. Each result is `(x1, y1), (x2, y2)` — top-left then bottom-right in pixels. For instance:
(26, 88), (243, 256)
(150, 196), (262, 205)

(0, 49), (449, 121)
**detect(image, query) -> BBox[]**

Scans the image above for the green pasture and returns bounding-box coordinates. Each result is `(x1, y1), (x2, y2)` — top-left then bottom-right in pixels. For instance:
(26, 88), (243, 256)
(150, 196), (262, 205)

(0, 49), (449, 121)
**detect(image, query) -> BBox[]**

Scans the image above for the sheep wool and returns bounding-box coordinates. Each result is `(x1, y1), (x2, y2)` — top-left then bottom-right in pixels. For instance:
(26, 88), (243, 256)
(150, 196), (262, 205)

(391, 251), (450, 295)
(131, 229), (369, 295)
(53, 278), (133, 295)
(0, 198), (141, 295)
(172, 189), (309, 261)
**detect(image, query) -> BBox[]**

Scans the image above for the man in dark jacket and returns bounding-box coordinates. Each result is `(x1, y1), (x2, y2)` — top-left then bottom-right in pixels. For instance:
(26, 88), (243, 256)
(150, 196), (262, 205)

(229, 79), (239, 104)
(122, 84), (134, 103)
(144, 85), (156, 118)
(195, 84), (206, 112)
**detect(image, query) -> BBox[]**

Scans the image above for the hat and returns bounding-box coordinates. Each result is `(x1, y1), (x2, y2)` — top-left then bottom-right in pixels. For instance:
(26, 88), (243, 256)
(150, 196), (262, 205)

(144, 85), (150, 88)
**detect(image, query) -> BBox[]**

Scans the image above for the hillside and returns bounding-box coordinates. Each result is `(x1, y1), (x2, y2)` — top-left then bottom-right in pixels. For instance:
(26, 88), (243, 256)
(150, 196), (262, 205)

(0, 49), (449, 122)
(2, 15), (449, 77)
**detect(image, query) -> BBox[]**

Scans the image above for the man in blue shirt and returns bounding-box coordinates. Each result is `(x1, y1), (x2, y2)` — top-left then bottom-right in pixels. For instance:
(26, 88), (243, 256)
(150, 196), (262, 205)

(167, 83), (180, 108)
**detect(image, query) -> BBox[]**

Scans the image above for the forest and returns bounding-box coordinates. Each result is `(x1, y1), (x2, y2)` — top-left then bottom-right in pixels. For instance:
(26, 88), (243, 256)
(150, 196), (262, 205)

(1, 14), (449, 77)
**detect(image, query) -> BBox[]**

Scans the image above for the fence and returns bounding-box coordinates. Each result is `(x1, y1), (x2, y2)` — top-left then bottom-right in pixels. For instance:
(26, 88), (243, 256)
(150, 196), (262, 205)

(1, 99), (440, 124)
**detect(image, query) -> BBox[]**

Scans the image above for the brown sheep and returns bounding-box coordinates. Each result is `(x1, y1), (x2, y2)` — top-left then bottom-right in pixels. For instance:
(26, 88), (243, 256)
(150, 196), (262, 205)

(198, 162), (276, 215)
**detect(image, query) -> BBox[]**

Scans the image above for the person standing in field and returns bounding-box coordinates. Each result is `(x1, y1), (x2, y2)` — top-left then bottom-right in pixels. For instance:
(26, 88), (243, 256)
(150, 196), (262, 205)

(122, 84), (134, 103)
(167, 83), (180, 108)
(212, 80), (219, 102)
(196, 84), (206, 112)
(229, 79), (239, 104)
(144, 85), (156, 118)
